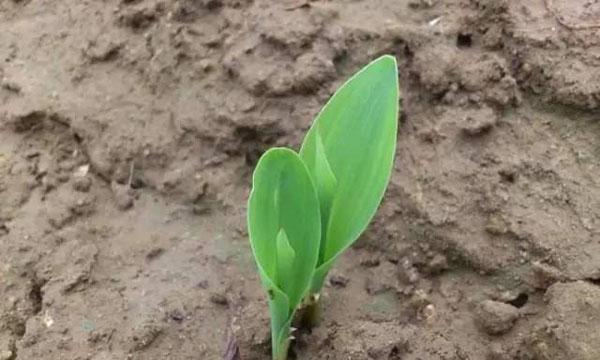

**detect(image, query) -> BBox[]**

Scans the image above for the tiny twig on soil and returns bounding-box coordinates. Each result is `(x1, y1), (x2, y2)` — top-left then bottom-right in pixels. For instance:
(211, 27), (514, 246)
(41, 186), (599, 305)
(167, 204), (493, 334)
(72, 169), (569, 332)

(224, 333), (241, 360)
(127, 161), (135, 188)
(543, 0), (600, 30)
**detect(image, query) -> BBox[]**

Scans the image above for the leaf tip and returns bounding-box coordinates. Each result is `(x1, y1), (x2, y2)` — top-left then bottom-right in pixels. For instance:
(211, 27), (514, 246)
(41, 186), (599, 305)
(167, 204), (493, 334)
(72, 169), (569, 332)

(378, 54), (397, 65)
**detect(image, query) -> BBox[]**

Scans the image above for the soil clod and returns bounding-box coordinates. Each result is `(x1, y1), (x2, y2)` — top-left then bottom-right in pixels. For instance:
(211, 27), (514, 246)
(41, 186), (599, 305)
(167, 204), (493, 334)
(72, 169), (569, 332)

(475, 300), (519, 335)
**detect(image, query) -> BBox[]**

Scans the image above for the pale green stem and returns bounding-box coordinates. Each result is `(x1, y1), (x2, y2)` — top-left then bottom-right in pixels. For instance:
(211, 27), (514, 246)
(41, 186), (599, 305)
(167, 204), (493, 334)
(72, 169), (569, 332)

(270, 312), (293, 360)
(273, 338), (290, 360)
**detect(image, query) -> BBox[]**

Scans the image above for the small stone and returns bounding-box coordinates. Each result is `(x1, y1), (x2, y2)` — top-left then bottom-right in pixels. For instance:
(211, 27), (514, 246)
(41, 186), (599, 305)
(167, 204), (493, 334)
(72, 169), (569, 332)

(74, 164), (90, 177)
(485, 214), (509, 235)
(476, 300), (519, 335)
(404, 289), (431, 319)
(422, 304), (436, 320)
(0, 350), (13, 360)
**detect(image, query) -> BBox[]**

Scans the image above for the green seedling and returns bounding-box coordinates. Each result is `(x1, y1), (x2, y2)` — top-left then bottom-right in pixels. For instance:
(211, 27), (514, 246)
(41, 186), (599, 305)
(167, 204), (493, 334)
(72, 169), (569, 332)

(247, 148), (321, 360)
(247, 55), (399, 359)
(299, 55), (399, 323)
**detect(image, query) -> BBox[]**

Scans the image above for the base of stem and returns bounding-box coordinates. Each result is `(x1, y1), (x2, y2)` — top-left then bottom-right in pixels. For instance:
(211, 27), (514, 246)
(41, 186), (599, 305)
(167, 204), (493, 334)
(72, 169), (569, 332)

(299, 294), (322, 330)
(274, 338), (290, 360)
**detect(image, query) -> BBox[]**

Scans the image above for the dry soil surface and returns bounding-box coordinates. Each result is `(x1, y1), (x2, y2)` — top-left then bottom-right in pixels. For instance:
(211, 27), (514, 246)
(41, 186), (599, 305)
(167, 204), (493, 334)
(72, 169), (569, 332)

(1, 0), (600, 359)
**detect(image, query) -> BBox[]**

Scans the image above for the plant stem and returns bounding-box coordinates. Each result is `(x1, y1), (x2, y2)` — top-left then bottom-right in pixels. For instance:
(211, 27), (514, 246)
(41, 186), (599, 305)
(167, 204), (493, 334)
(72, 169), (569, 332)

(274, 338), (290, 360)
(300, 293), (321, 329)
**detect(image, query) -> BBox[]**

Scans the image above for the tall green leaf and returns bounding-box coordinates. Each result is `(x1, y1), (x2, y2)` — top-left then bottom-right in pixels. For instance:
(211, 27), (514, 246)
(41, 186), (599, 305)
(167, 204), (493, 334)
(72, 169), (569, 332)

(299, 55), (399, 292)
(247, 148), (321, 360)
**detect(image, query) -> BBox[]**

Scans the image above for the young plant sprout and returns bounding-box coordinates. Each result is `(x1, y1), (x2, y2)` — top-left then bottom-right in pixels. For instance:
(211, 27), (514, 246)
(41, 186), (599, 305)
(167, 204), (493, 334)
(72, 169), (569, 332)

(247, 148), (321, 360)
(248, 55), (399, 359)
(299, 55), (399, 325)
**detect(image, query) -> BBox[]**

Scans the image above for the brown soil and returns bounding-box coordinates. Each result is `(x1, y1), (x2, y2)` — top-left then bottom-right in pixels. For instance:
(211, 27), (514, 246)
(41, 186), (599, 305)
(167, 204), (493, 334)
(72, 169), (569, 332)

(1, 0), (599, 359)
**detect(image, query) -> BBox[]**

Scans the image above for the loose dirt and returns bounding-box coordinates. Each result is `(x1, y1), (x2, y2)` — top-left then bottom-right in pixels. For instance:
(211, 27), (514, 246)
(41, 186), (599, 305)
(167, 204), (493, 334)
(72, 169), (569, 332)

(1, 0), (599, 359)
